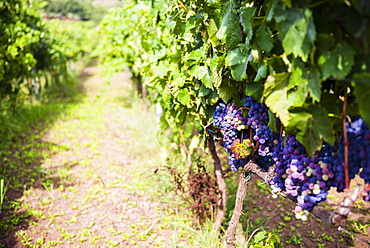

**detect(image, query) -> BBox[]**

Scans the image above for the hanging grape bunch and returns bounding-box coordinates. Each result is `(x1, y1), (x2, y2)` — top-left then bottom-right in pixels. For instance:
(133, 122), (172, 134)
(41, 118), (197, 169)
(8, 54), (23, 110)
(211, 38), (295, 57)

(212, 96), (370, 219)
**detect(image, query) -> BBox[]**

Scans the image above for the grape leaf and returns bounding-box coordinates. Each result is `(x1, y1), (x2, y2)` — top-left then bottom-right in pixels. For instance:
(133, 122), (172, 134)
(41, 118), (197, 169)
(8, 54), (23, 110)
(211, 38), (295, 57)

(254, 26), (274, 53)
(207, 19), (219, 47)
(176, 107), (188, 125)
(172, 13), (184, 35)
(225, 44), (251, 81)
(239, 6), (256, 44)
(245, 81), (263, 101)
(268, 110), (277, 133)
(191, 66), (214, 89)
(201, 70), (213, 90)
(216, 0), (242, 49)
(317, 42), (356, 80)
(287, 62), (307, 107)
(176, 88), (190, 105)
(288, 63), (321, 104)
(218, 78), (237, 102)
(288, 86), (306, 107)
(154, 62), (170, 78)
(287, 105), (335, 155)
(274, 5), (316, 61)
(209, 55), (224, 88)
(265, 0), (277, 22)
(280, 0), (292, 8)
(230, 139), (254, 159)
(252, 230), (268, 244)
(254, 62), (268, 82)
(199, 85), (211, 97)
(263, 72), (293, 124)
(306, 67), (321, 102)
(353, 73), (370, 126)
(186, 50), (203, 65)
(164, 110), (176, 127)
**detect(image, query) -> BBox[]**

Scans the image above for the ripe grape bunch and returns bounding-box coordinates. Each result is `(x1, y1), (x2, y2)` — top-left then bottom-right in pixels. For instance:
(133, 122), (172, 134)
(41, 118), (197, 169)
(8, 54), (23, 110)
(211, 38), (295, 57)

(244, 97), (280, 170)
(213, 96), (370, 220)
(212, 102), (247, 171)
(213, 97), (279, 171)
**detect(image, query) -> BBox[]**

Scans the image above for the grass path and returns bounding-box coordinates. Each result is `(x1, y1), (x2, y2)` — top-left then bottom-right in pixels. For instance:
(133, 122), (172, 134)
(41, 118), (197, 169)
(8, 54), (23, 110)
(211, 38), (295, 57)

(1, 61), (191, 247)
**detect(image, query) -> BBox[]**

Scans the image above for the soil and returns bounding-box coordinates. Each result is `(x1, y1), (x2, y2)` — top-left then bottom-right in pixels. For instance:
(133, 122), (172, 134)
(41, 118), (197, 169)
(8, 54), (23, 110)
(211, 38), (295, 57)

(235, 175), (370, 247)
(0, 61), (369, 248)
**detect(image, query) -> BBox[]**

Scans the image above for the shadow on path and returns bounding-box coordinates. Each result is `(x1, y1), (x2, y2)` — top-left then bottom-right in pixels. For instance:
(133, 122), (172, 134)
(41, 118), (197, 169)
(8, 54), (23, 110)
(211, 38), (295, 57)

(0, 59), (97, 247)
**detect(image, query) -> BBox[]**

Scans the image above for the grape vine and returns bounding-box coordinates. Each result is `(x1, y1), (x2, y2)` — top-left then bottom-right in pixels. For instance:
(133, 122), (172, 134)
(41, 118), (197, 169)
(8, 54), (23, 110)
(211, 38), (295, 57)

(212, 97), (370, 219)
(95, 0), (370, 246)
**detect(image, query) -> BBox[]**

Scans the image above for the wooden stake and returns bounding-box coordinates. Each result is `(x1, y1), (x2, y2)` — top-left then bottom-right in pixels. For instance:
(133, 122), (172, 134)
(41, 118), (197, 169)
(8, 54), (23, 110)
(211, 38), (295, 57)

(342, 87), (350, 191)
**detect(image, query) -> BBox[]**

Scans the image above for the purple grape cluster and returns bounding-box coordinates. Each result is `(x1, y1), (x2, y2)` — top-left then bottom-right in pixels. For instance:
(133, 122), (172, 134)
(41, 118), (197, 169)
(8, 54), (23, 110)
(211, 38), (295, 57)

(213, 97), (281, 171)
(253, 125), (278, 156)
(213, 103), (227, 127)
(256, 156), (275, 171)
(245, 97), (280, 170)
(344, 117), (369, 182)
(213, 97), (370, 214)
(320, 117), (370, 193)
(213, 102), (247, 171)
(271, 135), (300, 192)
(269, 135), (339, 216)
(244, 96), (269, 128)
(348, 118), (370, 201)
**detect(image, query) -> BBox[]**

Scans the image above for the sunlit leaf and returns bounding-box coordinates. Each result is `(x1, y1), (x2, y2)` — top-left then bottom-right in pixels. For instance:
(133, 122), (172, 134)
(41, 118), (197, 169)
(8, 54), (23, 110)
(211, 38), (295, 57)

(225, 44), (251, 81)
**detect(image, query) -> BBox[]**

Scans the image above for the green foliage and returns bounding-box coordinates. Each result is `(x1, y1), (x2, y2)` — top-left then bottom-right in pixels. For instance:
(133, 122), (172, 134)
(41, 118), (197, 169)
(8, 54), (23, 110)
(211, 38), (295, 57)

(45, 20), (98, 61)
(0, 0), (98, 155)
(42, 0), (107, 22)
(0, 0), (97, 103)
(93, 2), (167, 78)
(96, 0), (370, 155)
(248, 230), (282, 248)
(0, 0), (46, 98)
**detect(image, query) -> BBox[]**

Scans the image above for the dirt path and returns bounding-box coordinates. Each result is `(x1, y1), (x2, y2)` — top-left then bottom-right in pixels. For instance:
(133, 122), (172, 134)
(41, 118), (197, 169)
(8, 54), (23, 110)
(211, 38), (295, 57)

(3, 62), (176, 247)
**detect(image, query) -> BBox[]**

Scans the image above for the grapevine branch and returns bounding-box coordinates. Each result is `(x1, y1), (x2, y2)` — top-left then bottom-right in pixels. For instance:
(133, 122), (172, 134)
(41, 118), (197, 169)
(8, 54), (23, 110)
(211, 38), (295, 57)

(225, 160), (360, 248)
(207, 135), (228, 237)
(179, 127), (192, 170)
(225, 161), (252, 248)
(342, 87), (350, 191)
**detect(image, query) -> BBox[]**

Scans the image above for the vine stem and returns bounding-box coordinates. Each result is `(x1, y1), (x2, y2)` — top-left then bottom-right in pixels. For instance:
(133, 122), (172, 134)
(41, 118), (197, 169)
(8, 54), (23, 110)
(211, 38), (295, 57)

(279, 124), (284, 137)
(225, 162), (252, 248)
(342, 87), (350, 191)
(225, 161), (275, 247)
(207, 135), (228, 238)
(179, 127), (192, 170)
